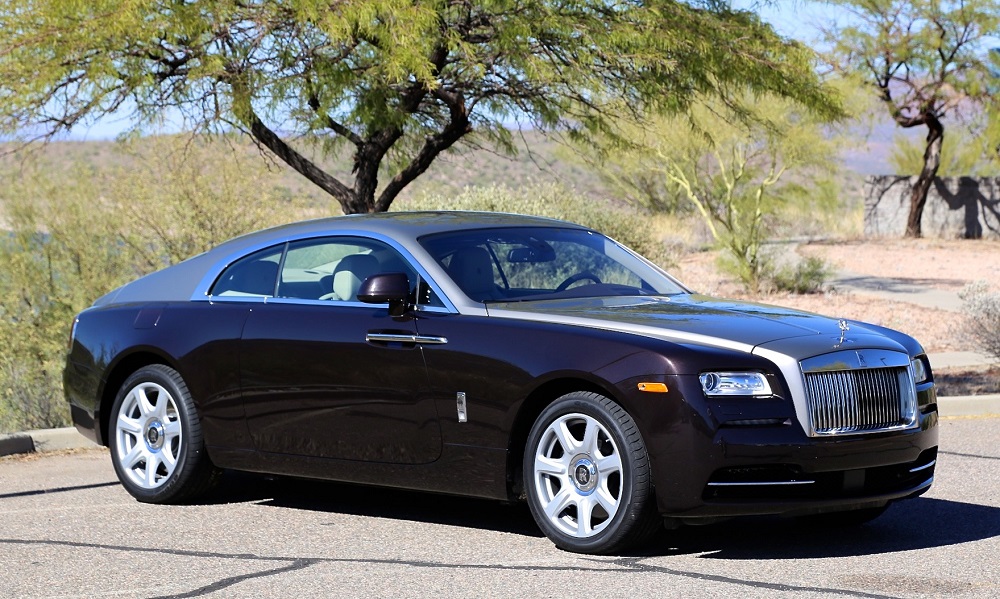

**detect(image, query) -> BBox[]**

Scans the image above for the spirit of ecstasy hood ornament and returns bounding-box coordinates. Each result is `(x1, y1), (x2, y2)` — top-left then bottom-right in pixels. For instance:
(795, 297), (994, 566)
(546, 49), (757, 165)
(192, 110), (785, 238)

(836, 319), (850, 347)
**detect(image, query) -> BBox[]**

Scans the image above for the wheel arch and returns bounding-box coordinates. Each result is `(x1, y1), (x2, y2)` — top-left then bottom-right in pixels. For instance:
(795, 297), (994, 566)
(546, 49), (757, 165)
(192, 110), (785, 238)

(505, 376), (624, 500)
(98, 350), (179, 446)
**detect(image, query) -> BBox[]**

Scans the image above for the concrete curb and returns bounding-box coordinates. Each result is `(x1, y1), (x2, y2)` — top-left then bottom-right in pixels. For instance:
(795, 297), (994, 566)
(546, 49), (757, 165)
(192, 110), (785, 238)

(0, 433), (35, 456)
(0, 427), (97, 458)
(3, 396), (999, 459)
(937, 395), (1000, 418)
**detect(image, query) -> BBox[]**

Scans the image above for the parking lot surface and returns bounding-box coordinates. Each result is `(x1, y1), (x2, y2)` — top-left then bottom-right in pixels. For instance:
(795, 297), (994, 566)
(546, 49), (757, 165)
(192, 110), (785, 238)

(1, 416), (997, 599)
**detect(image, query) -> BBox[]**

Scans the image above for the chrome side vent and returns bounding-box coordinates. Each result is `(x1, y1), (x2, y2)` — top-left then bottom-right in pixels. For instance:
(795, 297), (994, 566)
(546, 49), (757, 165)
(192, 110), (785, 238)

(800, 350), (918, 437)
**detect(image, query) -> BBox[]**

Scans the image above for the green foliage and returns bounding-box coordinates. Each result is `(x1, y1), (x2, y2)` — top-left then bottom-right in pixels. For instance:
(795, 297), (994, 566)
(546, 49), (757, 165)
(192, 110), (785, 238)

(0, 0), (842, 214)
(583, 93), (841, 293)
(959, 281), (1000, 360)
(770, 256), (832, 295)
(396, 183), (675, 268)
(0, 137), (302, 433)
(889, 122), (1000, 177)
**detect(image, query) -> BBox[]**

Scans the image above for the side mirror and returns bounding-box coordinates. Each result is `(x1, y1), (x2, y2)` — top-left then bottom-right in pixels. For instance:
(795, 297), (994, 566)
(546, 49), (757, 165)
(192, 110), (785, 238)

(357, 272), (411, 316)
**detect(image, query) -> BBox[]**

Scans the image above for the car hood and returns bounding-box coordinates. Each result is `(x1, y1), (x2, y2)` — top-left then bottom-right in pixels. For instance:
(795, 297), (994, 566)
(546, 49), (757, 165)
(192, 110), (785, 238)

(487, 294), (907, 356)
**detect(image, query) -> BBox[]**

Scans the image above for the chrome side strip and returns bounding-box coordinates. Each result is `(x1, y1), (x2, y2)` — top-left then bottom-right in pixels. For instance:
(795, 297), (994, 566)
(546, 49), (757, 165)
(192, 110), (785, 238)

(365, 333), (448, 345)
(909, 459), (936, 473)
(706, 480), (815, 487)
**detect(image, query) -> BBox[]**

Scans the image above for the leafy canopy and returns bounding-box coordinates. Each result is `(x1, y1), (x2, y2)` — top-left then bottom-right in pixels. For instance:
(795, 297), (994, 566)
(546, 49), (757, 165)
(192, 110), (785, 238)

(0, 1), (841, 214)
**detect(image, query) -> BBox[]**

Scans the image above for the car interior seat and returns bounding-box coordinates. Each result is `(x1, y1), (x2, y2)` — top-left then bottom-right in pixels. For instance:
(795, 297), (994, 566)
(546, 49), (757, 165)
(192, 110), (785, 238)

(447, 246), (498, 302)
(332, 254), (380, 301)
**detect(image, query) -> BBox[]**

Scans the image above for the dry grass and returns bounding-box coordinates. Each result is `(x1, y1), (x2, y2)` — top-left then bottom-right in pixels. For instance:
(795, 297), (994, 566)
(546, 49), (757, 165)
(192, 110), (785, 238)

(934, 366), (1000, 396)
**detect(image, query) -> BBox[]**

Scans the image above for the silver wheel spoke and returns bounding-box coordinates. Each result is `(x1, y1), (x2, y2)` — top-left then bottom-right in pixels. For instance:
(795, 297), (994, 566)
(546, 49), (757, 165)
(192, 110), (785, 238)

(145, 452), (160, 487)
(554, 420), (578, 453)
(596, 454), (621, 476)
(543, 486), (575, 520)
(136, 387), (156, 417)
(596, 486), (618, 517)
(122, 444), (145, 470)
(581, 419), (599, 455)
(161, 447), (178, 470)
(163, 420), (181, 442)
(117, 414), (142, 436)
(577, 496), (594, 536)
(535, 454), (567, 477)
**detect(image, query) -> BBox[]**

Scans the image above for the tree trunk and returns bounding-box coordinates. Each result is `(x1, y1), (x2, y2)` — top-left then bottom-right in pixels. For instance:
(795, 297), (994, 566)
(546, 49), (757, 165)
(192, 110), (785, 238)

(905, 116), (944, 238)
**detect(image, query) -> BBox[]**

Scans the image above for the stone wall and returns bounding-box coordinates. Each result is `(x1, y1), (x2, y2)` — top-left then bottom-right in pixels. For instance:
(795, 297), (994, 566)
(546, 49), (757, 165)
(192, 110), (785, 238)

(864, 176), (1000, 239)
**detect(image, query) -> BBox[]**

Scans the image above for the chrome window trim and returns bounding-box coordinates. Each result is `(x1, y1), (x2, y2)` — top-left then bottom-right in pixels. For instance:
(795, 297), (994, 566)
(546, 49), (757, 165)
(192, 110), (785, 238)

(190, 229), (459, 314)
(204, 294), (453, 314)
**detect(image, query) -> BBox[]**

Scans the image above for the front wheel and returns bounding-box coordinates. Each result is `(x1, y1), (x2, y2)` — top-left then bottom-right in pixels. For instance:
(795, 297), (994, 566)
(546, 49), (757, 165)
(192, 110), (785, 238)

(110, 364), (219, 503)
(523, 392), (660, 554)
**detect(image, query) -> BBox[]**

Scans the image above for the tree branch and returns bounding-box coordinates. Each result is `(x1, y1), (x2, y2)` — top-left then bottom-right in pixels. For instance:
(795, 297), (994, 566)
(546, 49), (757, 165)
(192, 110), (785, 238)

(374, 89), (471, 211)
(243, 106), (355, 211)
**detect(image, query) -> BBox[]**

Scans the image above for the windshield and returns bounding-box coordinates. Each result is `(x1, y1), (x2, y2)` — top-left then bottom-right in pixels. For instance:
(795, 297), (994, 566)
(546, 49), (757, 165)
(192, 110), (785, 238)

(419, 227), (687, 303)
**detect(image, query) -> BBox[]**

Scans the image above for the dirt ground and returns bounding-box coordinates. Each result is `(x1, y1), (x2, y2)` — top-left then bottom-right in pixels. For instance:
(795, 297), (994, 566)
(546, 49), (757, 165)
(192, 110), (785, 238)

(670, 238), (1000, 355)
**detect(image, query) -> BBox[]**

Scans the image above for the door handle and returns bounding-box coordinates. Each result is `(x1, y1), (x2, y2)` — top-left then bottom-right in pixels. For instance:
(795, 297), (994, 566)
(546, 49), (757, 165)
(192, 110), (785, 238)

(366, 333), (448, 345)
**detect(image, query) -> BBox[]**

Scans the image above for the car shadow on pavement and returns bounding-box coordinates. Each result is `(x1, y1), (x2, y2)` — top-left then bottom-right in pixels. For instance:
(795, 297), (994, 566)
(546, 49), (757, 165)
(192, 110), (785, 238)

(203, 471), (998, 555)
(201, 470), (544, 538)
(640, 497), (1000, 559)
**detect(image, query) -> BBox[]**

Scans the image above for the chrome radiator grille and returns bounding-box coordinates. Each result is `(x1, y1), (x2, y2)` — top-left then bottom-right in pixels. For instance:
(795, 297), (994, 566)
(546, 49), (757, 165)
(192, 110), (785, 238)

(804, 366), (915, 435)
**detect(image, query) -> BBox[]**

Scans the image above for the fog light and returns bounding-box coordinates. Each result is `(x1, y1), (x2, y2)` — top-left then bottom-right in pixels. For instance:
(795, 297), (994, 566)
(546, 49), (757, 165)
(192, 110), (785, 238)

(699, 372), (772, 397)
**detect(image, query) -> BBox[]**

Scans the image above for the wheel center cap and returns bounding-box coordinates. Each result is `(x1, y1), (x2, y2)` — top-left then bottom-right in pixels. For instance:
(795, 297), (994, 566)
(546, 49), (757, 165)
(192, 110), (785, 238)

(145, 420), (165, 452)
(570, 455), (598, 494)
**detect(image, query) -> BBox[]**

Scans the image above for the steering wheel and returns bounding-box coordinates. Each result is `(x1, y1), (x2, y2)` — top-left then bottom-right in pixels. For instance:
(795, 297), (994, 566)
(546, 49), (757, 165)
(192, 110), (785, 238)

(555, 271), (603, 292)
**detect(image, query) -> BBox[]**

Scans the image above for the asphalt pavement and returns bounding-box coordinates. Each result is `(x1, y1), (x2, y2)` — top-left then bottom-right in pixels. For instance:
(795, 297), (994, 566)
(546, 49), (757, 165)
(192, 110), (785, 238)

(1, 416), (997, 598)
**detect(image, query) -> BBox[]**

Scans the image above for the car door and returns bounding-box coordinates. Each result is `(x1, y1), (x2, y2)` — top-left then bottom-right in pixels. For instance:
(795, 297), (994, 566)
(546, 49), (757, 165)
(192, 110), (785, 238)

(234, 236), (443, 464)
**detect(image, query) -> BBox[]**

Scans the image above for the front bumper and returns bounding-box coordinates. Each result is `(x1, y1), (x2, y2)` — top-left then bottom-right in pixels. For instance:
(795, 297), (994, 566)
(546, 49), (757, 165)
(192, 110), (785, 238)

(621, 374), (939, 520)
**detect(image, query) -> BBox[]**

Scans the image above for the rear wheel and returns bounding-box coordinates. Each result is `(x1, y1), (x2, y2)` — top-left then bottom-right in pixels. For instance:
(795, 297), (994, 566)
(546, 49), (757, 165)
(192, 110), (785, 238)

(523, 392), (660, 554)
(110, 364), (219, 503)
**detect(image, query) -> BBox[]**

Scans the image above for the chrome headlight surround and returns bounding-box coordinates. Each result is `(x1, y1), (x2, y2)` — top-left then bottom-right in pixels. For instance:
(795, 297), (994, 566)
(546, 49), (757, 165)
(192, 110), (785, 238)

(699, 371), (772, 398)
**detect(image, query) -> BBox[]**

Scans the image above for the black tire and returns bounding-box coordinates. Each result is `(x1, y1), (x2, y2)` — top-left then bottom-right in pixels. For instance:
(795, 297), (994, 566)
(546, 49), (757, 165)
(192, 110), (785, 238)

(523, 391), (660, 554)
(109, 364), (220, 503)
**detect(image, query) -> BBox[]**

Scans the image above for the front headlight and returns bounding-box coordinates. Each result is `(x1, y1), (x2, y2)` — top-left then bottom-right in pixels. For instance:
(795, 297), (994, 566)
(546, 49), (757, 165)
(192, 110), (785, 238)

(699, 372), (772, 397)
(911, 357), (930, 384)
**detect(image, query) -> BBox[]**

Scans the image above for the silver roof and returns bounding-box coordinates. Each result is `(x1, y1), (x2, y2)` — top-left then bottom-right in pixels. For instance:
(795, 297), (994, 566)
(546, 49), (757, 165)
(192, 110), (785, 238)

(94, 211), (591, 306)
(204, 211), (589, 260)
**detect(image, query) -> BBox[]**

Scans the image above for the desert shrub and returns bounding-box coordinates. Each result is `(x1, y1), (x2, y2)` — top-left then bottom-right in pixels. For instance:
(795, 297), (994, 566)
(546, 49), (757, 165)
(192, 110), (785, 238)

(770, 256), (833, 294)
(0, 136), (306, 433)
(397, 183), (675, 268)
(959, 281), (1000, 360)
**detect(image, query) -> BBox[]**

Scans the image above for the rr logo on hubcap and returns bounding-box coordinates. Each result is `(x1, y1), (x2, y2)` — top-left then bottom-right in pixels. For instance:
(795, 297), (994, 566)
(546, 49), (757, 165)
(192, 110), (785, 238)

(570, 455), (598, 494)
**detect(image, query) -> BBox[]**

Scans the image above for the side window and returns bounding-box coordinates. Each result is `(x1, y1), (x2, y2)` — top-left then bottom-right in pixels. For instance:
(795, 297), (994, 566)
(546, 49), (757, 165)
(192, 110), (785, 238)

(211, 247), (283, 297)
(277, 236), (442, 306)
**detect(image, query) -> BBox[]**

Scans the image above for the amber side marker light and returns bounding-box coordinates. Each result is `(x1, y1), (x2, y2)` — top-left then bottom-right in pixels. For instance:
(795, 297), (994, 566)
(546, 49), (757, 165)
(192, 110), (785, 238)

(637, 382), (668, 393)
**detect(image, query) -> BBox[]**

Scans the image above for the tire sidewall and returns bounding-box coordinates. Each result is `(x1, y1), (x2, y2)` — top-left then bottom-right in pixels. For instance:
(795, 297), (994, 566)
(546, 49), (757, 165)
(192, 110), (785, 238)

(109, 365), (200, 503)
(523, 393), (651, 554)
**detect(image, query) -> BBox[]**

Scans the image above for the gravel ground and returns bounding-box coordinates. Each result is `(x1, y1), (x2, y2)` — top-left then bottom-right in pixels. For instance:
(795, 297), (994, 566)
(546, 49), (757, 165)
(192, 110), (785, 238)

(672, 238), (1000, 354)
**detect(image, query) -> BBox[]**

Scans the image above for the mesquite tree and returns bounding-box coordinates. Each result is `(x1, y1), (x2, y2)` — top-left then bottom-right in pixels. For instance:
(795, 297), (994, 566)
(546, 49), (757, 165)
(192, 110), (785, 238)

(1, 0), (839, 214)
(823, 0), (1000, 237)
